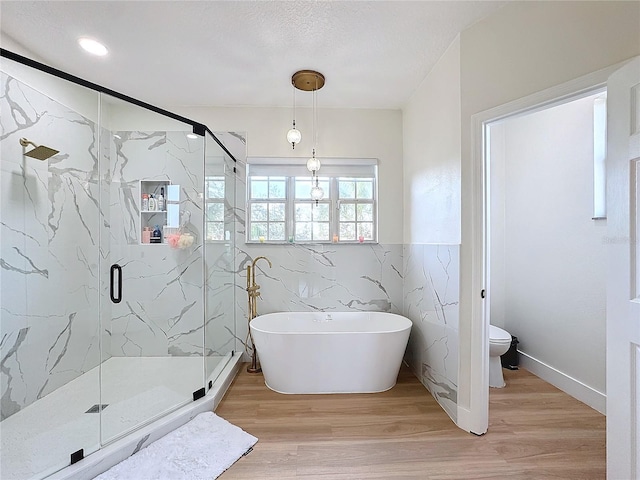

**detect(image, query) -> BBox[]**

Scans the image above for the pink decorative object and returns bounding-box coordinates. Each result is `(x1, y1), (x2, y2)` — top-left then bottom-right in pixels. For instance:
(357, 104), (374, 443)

(167, 232), (194, 250)
(358, 235), (365, 243)
(167, 234), (181, 249)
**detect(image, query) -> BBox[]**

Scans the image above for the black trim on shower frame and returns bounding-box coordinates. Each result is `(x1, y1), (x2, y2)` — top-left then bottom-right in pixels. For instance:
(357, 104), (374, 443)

(0, 48), (237, 163)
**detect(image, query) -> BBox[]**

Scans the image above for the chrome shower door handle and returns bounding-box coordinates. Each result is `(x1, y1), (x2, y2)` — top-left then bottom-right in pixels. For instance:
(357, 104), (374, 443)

(110, 264), (122, 303)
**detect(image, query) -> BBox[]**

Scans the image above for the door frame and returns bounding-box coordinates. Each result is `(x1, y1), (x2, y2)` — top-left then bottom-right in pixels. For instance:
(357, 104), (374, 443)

(462, 61), (625, 435)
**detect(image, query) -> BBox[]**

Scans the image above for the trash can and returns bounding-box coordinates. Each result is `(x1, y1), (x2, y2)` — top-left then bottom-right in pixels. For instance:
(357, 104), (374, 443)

(500, 335), (519, 370)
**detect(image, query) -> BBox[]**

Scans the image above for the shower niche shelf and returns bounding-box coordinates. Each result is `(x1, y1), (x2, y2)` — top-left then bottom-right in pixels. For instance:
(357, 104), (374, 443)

(139, 180), (179, 245)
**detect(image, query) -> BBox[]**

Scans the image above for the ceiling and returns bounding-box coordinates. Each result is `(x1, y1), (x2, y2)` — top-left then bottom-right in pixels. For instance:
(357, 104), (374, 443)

(0, 1), (505, 110)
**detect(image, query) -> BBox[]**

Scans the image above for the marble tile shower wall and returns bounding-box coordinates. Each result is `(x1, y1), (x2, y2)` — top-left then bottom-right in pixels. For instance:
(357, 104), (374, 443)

(0, 73), (102, 419)
(403, 244), (459, 421)
(108, 131), (206, 357)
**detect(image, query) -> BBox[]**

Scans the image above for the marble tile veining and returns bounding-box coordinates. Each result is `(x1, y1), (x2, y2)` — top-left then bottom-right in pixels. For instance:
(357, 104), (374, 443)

(403, 244), (459, 421)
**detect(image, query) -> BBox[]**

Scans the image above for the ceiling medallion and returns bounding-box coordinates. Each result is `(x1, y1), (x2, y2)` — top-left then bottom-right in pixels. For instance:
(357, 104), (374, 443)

(291, 70), (326, 91)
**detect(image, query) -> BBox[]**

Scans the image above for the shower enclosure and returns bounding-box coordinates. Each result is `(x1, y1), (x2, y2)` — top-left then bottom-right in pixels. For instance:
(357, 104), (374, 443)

(0, 51), (238, 480)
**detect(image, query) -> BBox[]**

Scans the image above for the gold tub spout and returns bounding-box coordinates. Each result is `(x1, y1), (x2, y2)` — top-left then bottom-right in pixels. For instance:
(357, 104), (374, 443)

(246, 256), (272, 373)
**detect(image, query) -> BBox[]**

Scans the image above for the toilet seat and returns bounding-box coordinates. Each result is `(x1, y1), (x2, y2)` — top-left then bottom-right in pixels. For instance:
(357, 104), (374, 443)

(489, 325), (511, 344)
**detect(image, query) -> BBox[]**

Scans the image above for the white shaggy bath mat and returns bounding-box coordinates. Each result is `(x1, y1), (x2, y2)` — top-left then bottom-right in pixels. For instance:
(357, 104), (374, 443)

(94, 412), (257, 480)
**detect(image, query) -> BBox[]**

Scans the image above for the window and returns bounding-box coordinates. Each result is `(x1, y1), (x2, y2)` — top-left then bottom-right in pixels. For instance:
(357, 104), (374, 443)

(294, 177), (331, 241)
(246, 158), (377, 243)
(205, 175), (225, 241)
(248, 176), (287, 241)
(337, 178), (375, 241)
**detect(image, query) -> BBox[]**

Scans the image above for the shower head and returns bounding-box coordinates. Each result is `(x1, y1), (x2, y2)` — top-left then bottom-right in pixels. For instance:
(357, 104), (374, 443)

(19, 138), (59, 161)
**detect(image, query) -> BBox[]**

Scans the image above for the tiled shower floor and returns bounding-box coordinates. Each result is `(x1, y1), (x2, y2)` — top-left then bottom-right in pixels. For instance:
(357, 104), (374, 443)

(1, 356), (225, 480)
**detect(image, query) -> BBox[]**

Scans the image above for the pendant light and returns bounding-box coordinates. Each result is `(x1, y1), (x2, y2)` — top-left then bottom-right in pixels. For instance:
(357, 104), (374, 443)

(286, 85), (301, 149)
(308, 84), (323, 203)
(290, 70), (325, 203)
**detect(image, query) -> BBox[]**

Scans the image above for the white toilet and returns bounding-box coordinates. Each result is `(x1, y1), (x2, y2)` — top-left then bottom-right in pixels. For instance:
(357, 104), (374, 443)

(489, 325), (512, 388)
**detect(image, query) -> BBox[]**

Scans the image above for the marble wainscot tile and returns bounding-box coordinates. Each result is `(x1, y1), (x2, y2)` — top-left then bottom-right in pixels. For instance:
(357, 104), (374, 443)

(233, 243), (404, 357)
(237, 243), (403, 314)
(403, 244), (459, 421)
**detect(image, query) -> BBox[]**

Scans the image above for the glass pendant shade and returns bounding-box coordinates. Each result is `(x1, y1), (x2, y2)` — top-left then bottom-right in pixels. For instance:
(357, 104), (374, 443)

(287, 127), (301, 147)
(306, 156), (321, 173)
(310, 185), (324, 201)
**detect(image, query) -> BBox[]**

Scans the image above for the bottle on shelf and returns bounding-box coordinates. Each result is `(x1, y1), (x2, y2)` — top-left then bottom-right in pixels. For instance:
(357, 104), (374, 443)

(150, 225), (162, 243)
(158, 187), (165, 211)
(142, 193), (149, 211)
(148, 194), (157, 211)
(142, 227), (151, 244)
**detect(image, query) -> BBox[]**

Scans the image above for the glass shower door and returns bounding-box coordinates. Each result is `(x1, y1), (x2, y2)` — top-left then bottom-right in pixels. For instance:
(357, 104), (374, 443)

(204, 132), (236, 385)
(99, 94), (206, 444)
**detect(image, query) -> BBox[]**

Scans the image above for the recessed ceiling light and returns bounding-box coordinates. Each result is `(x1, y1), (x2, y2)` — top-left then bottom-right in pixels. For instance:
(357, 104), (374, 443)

(78, 37), (108, 56)
(186, 133), (198, 139)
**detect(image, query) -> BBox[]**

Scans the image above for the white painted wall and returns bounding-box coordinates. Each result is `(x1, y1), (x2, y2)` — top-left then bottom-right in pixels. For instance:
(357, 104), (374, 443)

(174, 106), (404, 244)
(457, 0), (640, 422)
(403, 37), (461, 245)
(489, 94), (607, 410)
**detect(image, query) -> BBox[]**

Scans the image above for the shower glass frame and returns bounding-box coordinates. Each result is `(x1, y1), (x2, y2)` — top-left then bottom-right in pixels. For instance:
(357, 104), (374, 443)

(203, 131), (237, 386)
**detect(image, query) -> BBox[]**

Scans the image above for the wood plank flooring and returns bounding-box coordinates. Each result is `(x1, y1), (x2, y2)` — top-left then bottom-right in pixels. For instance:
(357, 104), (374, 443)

(216, 365), (605, 479)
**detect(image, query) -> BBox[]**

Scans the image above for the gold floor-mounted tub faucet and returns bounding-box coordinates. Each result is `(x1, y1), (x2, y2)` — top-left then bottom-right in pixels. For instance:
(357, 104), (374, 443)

(246, 256), (272, 373)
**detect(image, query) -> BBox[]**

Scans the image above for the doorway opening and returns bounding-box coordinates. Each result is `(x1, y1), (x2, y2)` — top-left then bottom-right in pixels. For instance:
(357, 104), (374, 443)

(484, 88), (607, 413)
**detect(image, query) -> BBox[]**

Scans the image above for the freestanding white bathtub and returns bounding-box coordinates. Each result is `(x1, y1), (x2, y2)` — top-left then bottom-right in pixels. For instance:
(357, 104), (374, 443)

(250, 311), (412, 394)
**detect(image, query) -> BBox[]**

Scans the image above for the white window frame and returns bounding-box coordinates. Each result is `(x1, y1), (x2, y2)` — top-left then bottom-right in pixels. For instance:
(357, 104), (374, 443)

(292, 176), (332, 242)
(246, 157), (378, 244)
(335, 177), (376, 242)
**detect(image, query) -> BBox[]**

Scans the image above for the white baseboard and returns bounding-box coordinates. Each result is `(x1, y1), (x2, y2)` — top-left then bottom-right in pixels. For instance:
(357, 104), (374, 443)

(518, 351), (606, 414)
